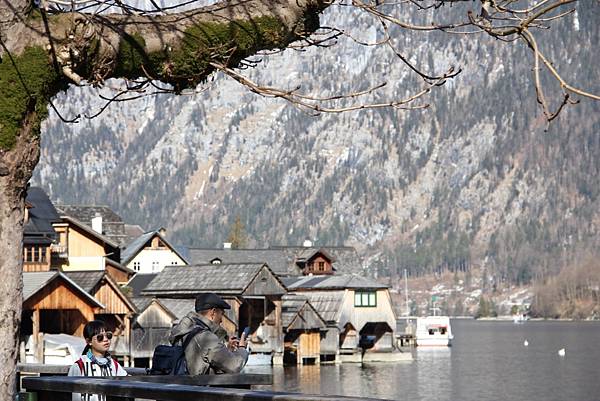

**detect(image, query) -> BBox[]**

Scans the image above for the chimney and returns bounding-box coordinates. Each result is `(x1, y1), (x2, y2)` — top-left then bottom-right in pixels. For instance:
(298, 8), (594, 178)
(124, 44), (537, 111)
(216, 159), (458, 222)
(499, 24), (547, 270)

(91, 213), (103, 234)
(303, 239), (313, 248)
(223, 242), (232, 249)
(159, 227), (167, 236)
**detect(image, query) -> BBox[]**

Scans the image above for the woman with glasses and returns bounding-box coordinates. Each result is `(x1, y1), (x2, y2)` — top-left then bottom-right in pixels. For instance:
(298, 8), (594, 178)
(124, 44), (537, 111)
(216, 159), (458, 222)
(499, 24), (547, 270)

(68, 320), (127, 401)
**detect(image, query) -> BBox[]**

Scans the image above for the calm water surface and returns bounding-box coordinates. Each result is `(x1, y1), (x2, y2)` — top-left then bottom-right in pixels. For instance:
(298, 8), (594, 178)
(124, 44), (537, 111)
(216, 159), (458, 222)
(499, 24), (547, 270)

(249, 320), (600, 401)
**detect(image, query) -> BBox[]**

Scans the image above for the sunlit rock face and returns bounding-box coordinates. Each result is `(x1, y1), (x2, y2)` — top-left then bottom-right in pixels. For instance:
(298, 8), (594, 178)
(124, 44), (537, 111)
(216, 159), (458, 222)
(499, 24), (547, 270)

(36, 2), (600, 280)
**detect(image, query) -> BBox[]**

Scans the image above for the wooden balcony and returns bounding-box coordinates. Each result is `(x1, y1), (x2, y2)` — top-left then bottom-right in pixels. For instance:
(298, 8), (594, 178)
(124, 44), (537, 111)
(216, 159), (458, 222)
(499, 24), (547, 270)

(50, 244), (68, 259)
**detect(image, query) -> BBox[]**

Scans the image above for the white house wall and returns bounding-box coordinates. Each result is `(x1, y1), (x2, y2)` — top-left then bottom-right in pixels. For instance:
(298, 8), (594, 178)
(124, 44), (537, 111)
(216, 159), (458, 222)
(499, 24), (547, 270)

(127, 249), (187, 274)
(337, 289), (397, 333)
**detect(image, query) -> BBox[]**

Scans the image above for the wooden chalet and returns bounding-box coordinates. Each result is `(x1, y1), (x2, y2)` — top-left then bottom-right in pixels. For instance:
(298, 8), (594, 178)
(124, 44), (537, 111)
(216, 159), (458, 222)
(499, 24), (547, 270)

(293, 248), (336, 276)
(52, 215), (133, 283)
(283, 275), (397, 363)
(64, 271), (137, 364)
(21, 271), (104, 363)
(281, 294), (327, 365)
(121, 228), (188, 274)
(140, 263), (287, 364)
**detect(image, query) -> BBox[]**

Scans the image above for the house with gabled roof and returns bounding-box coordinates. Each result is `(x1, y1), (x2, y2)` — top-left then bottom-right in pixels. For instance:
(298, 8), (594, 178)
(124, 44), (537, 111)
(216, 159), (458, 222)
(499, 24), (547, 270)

(281, 294), (327, 365)
(23, 187), (65, 272)
(52, 215), (133, 283)
(272, 244), (364, 275)
(141, 263), (287, 364)
(56, 204), (131, 246)
(65, 271), (137, 364)
(121, 228), (188, 274)
(283, 274), (403, 363)
(21, 271), (104, 363)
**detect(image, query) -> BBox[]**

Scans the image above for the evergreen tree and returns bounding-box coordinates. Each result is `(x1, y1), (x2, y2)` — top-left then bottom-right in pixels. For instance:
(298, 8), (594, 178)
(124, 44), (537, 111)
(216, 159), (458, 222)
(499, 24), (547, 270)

(227, 216), (248, 249)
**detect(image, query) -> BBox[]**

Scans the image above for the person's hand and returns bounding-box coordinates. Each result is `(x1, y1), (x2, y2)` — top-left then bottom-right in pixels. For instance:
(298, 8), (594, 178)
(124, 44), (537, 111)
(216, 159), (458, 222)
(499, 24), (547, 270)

(238, 332), (248, 349)
(227, 336), (239, 351)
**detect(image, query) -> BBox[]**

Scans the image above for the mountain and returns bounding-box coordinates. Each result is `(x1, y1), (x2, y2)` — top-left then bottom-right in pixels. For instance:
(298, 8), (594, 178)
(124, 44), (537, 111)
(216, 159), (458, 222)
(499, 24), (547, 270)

(34, 2), (600, 289)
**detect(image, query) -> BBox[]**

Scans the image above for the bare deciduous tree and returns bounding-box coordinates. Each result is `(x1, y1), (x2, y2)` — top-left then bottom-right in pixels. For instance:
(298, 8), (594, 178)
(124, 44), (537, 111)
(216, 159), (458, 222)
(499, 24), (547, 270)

(0, 0), (598, 398)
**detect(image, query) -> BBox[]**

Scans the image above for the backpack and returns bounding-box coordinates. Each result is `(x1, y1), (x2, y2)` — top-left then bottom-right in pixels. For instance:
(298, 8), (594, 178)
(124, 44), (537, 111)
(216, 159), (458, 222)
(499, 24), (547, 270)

(149, 324), (207, 375)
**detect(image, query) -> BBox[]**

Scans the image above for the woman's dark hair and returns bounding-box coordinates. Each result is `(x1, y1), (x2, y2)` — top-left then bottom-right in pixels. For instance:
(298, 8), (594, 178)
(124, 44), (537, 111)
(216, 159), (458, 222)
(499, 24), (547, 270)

(81, 320), (108, 355)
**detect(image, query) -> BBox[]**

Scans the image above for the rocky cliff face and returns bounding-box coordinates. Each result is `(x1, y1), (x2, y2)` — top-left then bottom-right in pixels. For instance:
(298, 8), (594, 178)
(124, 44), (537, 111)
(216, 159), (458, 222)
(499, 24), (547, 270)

(34, 2), (600, 285)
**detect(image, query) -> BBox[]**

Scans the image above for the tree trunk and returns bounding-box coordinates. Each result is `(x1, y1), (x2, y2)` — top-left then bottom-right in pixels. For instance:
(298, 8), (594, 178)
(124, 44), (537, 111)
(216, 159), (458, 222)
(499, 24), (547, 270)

(0, 1), (329, 399)
(0, 118), (40, 400)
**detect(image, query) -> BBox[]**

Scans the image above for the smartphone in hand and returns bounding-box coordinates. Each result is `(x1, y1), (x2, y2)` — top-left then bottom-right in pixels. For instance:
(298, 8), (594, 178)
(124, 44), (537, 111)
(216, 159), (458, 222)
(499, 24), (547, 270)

(242, 326), (251, 338)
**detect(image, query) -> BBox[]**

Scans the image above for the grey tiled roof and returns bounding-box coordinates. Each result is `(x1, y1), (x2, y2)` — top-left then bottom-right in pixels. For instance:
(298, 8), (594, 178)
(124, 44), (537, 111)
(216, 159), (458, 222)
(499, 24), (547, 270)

(296, 248), (335, 263)
(124, 224), (145, 243)
(158, 298), (195, 320)
(126, 273), (158, 297)
(121, 231), (189, 266)
(64, 271), (105, 293)
(57, 205), (128, 245)
(60, 215), (120, 249)
(187, 249), (294, 275)
(282, 274), (388, 290)
(156, 298), (237, 325)
(121, 231), (154, 265)
(271, 246), (362, 274)
(291, 291), (345, 323)
(22, 272), (104, 308)
(24, 187), (60, 240)
(131, 296), (154, 312)
(23, 271), (57, 301)
(142, 264), (266, 296)
(281, 294), (309, 328)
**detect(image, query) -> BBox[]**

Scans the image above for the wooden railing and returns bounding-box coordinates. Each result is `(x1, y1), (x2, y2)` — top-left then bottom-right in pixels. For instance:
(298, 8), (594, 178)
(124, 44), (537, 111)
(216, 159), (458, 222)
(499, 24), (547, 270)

(21, 375), (390, 401)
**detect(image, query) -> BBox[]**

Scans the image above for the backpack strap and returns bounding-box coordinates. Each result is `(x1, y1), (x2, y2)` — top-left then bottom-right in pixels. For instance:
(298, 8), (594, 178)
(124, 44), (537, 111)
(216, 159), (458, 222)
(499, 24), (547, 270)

(76, 358), (85, 374)
(181, 321), (209, 351)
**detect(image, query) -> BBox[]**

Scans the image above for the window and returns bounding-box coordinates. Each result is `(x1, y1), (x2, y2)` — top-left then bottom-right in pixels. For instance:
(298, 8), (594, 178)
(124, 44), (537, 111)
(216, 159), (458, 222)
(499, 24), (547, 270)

(25, 246), (46, 263)
(354, 291), (377, 307)
(318, 262), (325, 271)
(152, 261), (160, 272)
(133, 261), (141, 271)
(172, 261), (178, 265)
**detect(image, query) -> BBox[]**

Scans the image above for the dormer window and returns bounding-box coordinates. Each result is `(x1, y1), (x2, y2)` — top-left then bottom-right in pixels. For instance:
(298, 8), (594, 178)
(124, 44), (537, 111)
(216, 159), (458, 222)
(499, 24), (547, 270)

(211, 258), (222, 265)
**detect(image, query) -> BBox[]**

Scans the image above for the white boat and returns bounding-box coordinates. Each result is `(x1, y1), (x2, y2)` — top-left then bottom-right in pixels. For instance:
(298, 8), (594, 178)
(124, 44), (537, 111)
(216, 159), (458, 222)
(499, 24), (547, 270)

(512, 314), (529, 323)
(416, 316), (453, 347)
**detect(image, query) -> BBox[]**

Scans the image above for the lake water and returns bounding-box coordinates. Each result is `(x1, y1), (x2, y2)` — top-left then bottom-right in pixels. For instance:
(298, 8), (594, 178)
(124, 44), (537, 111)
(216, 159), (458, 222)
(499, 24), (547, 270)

(249, 320), (600, 401)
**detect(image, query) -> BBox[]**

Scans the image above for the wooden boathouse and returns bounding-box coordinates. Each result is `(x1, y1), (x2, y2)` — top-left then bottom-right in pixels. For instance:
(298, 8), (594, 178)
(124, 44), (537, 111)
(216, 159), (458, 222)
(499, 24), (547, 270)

(21, 271), (104, 362)
(134, 263), (287, 364)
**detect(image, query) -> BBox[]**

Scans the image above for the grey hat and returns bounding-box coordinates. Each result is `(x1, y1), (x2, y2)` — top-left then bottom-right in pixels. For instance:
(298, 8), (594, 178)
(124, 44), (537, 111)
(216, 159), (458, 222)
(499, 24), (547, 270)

(195, 293), (231, 312)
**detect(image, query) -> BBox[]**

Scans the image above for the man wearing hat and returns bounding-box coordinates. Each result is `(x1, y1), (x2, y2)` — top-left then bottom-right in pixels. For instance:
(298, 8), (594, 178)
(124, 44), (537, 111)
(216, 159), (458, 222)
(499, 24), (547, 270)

(169, 293), (249, 375)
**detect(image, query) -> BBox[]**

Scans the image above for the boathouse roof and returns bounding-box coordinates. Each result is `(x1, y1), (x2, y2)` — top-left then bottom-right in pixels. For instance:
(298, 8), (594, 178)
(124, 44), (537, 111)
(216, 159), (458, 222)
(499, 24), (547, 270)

(282, 274), (387, 290)
(22, 271), (104, 308)
(141, 263), (286, 296)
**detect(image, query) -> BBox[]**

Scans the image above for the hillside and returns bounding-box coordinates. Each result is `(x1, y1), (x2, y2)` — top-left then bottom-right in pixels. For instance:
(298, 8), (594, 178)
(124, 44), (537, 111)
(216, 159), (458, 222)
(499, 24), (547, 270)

(34, 2), (600, 302)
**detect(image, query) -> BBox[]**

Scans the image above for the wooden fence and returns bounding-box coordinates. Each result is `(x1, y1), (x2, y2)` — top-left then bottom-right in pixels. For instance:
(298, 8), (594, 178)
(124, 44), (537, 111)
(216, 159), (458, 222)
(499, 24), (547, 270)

(21, 376), (392, 401)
